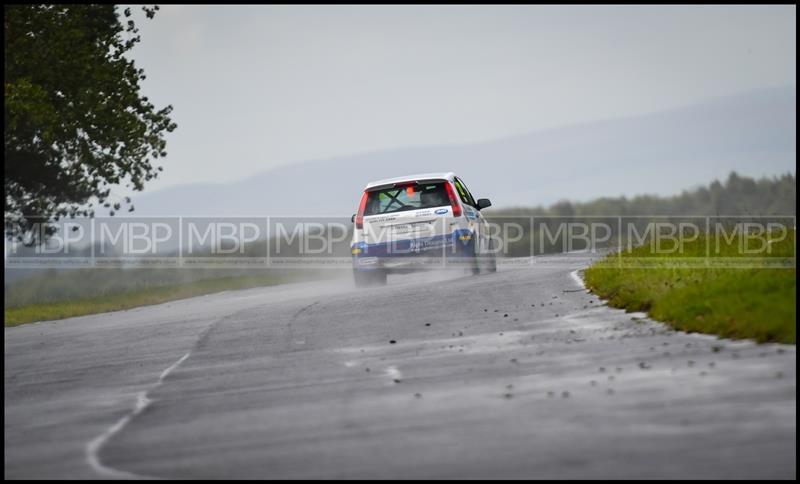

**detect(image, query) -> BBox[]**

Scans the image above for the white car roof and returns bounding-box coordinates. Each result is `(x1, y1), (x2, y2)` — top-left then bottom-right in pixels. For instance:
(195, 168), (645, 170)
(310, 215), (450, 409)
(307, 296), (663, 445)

(364, 172), (456, 190)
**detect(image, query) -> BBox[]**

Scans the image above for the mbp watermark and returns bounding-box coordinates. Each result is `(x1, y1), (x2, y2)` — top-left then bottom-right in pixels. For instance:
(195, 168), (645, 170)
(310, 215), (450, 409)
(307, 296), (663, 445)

(4, 215), (795, 270)
(5, 217), (93, 268)
(180, 218), (267, 268)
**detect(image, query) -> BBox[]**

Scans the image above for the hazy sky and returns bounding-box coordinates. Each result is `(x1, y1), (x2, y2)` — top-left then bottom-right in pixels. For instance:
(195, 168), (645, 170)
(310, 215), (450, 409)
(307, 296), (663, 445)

(127, 5), (796, 193)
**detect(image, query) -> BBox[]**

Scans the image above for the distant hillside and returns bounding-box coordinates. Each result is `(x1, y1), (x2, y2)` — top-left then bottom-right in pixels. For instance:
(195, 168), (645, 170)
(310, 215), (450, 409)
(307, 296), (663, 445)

(495, 172), (796, 217)
(131, 86), (796, 217)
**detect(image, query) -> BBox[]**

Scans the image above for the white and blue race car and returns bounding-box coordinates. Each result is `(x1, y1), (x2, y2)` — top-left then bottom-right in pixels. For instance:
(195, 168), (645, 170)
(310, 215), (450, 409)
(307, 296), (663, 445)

(350, 172), (496, 286)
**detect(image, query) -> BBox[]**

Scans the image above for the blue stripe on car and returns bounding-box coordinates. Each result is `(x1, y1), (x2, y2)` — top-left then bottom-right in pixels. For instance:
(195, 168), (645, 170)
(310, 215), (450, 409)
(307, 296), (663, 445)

(352, 229), (474, 258)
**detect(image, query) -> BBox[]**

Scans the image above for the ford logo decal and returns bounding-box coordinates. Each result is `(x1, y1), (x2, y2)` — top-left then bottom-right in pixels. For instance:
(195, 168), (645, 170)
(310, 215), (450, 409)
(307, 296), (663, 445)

(434, 208), (448, 215)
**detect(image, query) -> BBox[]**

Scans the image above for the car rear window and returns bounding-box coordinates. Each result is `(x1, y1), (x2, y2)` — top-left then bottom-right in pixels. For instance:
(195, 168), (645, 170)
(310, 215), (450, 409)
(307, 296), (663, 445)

(364, 182), (450, 216)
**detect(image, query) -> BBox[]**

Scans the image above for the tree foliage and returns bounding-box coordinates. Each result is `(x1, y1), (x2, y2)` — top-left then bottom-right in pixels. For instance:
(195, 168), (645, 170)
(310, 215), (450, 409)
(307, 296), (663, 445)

(4, 4), (176, 242)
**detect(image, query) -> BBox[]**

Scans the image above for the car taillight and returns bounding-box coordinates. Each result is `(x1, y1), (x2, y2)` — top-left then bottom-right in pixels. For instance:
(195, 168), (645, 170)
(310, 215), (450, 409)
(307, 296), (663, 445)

(444, 182), (462, 217)
(355, 191), (368, 229)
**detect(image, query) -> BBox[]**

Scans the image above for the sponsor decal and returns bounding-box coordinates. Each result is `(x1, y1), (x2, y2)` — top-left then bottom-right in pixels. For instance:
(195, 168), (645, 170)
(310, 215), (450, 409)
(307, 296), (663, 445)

(369, 216), (397, 223)
(434, 208), (449, 215)
(409, 237), (448, 252)
(391, 220), (432, 234)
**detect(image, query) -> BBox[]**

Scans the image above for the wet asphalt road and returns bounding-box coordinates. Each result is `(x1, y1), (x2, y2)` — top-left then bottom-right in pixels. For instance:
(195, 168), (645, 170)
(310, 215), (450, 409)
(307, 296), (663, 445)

(4, 262), (796, 479)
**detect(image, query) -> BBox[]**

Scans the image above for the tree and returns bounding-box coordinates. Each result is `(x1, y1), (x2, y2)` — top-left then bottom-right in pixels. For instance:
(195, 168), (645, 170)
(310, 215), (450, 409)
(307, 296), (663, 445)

(4, 4), (176, 242)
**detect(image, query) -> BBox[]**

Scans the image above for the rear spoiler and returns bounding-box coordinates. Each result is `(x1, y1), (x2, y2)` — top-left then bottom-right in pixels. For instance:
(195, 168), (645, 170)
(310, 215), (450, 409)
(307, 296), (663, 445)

(365, 178), (449, 192)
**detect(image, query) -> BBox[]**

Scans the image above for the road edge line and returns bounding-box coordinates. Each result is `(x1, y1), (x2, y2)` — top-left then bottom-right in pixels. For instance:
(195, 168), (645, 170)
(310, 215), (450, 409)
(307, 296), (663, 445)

(85, 352), (191, 479)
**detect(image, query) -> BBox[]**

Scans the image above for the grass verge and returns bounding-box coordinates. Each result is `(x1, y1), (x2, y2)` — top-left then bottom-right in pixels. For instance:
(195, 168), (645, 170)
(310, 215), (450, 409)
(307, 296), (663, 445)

(5, 274), (293, 327)
(583, 230), (796, 344)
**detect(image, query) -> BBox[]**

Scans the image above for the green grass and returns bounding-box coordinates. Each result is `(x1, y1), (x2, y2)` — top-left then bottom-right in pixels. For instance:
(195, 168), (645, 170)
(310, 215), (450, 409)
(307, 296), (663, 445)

(583, 230), (796, 344)
(4, 274), (292, 327)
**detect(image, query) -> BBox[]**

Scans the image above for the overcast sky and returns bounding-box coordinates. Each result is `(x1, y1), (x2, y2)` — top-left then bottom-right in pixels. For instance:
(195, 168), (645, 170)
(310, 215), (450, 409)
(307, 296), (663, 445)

(127, 5), (796, 193)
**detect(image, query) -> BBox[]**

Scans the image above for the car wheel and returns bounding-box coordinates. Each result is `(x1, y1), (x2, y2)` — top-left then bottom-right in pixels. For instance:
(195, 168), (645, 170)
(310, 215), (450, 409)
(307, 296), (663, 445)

(373, 269), (388, 285)
(483, 237), (497, 273)
(353, 270), (371, 287)
(487, 254), (497, 273)
(487, 239), (497, 272)
(468, 245), (480, 276)
(354, 269), (387, 287)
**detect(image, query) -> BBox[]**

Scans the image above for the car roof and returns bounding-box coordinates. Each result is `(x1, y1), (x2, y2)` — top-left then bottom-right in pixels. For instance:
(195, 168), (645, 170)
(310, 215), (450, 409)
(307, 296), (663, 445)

(364, 172), (457, 190)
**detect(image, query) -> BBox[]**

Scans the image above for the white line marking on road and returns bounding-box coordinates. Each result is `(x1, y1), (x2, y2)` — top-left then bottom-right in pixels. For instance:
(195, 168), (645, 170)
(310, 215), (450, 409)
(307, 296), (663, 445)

(86, 352), (191, 479)
(385, 366), (403, 384)
(570, 269), (586, 288)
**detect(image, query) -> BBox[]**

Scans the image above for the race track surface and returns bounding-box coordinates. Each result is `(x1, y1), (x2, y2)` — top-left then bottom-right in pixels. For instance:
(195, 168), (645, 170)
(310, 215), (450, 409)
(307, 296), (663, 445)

(4, 262), (796, 479)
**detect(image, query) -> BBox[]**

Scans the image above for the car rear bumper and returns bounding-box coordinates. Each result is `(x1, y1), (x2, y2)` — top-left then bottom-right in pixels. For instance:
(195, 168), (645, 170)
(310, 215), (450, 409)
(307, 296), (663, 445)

(352, 230), (475, 272)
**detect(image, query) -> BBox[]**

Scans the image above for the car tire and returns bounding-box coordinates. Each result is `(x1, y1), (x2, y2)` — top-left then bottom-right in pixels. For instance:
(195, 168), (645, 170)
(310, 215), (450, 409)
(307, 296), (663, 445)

(487, 241), (497, 273)
(468, 243), (480, 276)
(353, 270), (371, 287)
(483, 237), (497, 273)
(354, 269), (387, 287)
(373, 269), (388, 285)
(487, 254), (497, 273)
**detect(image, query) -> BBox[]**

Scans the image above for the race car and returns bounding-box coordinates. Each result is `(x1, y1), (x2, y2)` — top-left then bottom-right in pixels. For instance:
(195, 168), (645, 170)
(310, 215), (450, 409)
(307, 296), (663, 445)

(350, 172), (496, 286)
